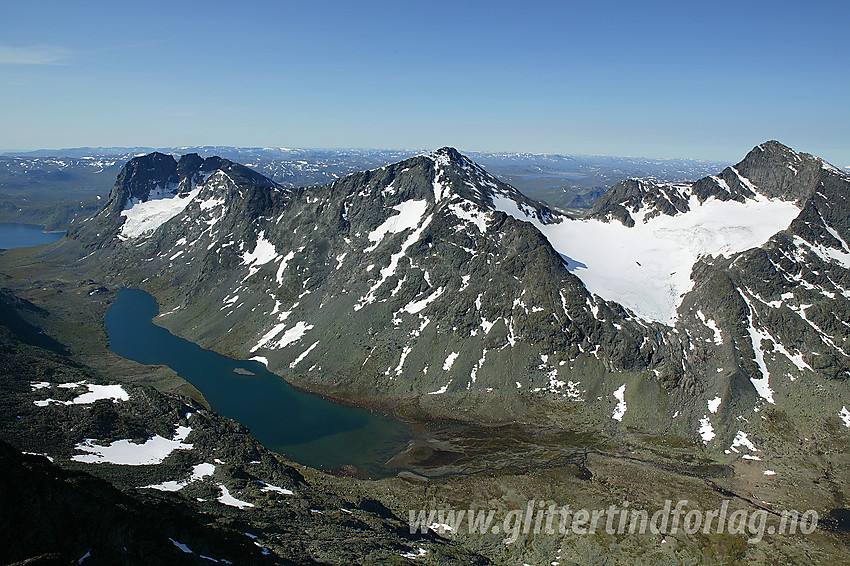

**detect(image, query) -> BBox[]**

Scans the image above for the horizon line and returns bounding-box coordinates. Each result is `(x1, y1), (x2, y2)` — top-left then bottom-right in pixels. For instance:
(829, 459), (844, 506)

(0, 144), (741, 165)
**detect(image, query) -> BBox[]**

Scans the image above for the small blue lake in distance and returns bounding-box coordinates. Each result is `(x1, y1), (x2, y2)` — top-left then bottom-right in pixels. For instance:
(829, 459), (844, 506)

(105, 288), (413, 476)
(0, 222), (65, 249)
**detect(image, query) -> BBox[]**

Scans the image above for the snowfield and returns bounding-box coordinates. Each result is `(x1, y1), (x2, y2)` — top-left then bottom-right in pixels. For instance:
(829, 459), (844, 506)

(493, 192), (801, 324)
(241, 231), (279, 277)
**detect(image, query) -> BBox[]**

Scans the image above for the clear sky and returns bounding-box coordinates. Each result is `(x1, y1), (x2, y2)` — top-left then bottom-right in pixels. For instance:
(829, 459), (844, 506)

(1, 0), (848, 164)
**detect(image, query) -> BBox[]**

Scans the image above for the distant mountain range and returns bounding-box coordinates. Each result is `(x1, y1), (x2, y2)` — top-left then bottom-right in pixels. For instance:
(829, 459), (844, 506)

(0, 146), (731, 228)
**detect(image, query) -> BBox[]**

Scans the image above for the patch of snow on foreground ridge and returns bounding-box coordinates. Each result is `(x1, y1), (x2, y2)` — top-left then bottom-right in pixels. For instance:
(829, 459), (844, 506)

(492, 194), (801, 324)
(260, 481), (293, 495)
(142, 462), (216, 492)
(71, 425), (193, 465)
(241, 231), (279, 277)
(32, 382), (129, 406)
(120, 188), (200, 239)
(217, 484), (255, 508)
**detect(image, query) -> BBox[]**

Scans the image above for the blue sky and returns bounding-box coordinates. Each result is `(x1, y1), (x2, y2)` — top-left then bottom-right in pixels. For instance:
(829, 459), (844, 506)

(1, 0), (848, 164)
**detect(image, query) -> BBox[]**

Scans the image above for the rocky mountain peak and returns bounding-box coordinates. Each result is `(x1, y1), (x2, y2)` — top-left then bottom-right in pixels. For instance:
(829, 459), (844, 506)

(114, 153), (280, 206)
(740, 140), (805, 170)
(422, 147), (558, 224)
(585, 140), (830, 228)
(112, 152), (179, 204)
(67, 151), (284, 245)
(586, 178), (691, 227)
(732, 140), (823, 202)
(175, 152), (204, 184)
(428, 146), (473, 169)
(317, 147), (556, 230)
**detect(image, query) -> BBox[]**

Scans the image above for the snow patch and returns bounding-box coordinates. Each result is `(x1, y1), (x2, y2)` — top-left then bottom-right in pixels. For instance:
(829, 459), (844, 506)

(290, 341), (319, 368)
(33, 382), (129, 407)
(120, 188), (200, 239)
(250, 323), (287, 352)
(143, 462), (216, 492)
(276, 250), (296, 284)
(729, 431), (759, 453)
(170, 538), (193, 554)
(612, 384), (627, 421)
(393, 345), (413, 376)
(253, 321), (313, 352)
(449, 202), (489, 232)
(793, 234), (850, 269)
(217, 484), (255, 509)
(274, 321), (313, 349)
(241, 232), (279, 277)
(696, 310), (723, 345)
(401, 547), (428, 560)
(741, 294), (775, 404)
(402, 287), (444, 315)
(427, 381), (452, 395)
(364, 200), (428, 252)
(840, 406), (850, 428)
(72, 425), (192, 465)
(355, 213), (434, 310)
(707, 396), (722, 414)
(260, 481), (293, 495)
(699, 415), (715, 443)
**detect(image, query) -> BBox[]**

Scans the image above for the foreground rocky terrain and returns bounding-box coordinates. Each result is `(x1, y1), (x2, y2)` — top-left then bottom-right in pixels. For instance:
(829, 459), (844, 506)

(0, 282), (489, 564)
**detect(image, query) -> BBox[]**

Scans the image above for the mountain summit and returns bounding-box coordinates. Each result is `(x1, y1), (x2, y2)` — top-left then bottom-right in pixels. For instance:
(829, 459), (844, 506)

(76, 151), (284, 244)
(67, 142), (850, 456)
